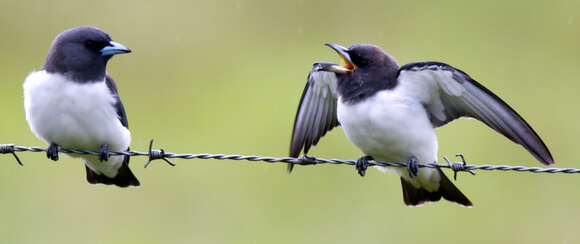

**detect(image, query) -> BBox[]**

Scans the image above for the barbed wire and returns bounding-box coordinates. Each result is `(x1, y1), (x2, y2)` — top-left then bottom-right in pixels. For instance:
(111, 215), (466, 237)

(1, 140), (579, 180)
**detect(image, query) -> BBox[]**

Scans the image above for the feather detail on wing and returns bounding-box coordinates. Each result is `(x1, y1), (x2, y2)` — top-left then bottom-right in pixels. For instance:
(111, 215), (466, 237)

(289, 62), (341, 171)
(398, 62), (554, 165)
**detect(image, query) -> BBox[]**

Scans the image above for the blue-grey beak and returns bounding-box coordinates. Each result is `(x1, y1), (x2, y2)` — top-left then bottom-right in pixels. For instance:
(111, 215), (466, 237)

(325, 43), (355, 72)
(100, 41), (131, 56)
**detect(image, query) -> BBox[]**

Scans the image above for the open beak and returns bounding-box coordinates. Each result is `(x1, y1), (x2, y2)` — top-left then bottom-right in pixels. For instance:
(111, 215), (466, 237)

(325, 43), (355, 73)
(100, 41), (131, 56)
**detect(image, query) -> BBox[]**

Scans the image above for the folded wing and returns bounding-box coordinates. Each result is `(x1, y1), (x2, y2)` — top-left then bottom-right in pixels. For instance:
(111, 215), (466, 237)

(105, 75), (129, 129)
(397, 62), (554, 165)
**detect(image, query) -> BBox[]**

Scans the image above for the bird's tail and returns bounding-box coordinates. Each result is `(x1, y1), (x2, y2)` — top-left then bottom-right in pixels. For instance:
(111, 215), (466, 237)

(400, 168), (472, 207)
(85, 156), (140, 187)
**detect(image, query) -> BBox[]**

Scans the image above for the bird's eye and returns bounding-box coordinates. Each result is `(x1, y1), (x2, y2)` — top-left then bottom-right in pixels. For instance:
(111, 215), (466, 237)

(350, 52), (369, 67)
(84, 40), (99, 50)
(355, 57), (369, 67)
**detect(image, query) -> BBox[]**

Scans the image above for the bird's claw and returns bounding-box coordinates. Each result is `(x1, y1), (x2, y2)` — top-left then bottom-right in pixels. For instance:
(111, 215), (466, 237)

(299, 155), (317, 165)
(355, 156), (372, 177)
(407, 156), (419, 178)
(98, 144), (110, 162)
(47, 143), (59, 161)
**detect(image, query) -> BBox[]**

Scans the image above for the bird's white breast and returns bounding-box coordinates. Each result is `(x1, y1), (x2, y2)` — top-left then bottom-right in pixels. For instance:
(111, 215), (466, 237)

(23, 71), (130, 177)
(337, 90), (440, 189)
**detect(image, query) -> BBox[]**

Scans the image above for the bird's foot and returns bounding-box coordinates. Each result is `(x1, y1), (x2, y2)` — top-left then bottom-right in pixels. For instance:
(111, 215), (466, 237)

(98, 144), (110, 162)
(407, 156), (419, 178)
(355, 155), (373, 177)
(47, 143), (59, 161)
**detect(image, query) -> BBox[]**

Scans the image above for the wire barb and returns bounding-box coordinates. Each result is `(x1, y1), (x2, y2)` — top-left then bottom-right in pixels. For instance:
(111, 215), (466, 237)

(443, 154), (476, 181)
(144, 139), (176, 168)
(0, 144), (23, 166)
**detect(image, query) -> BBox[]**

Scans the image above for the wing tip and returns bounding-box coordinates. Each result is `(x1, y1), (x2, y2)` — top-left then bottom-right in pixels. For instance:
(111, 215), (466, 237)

(539, 155), (555, 166)
(287, 163), (295, 173)
(289, 141), (306, 174)
(527, 139), (555, 166)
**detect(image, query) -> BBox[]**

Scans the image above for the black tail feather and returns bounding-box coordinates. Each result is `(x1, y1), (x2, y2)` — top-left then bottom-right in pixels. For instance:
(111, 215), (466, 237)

(85, 156), (140, 187)
(400, 169), (472, 207)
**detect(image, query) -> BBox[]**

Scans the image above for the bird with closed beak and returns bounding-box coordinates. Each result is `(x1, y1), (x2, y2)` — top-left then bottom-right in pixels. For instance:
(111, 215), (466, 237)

(23, 26), (139, 187)
(289, 43), (554, 206)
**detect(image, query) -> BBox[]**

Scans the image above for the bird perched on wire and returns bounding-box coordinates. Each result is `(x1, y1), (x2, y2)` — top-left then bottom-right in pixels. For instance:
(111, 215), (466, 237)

(23, 26), (139, 187)
(289, 43), (554, 206)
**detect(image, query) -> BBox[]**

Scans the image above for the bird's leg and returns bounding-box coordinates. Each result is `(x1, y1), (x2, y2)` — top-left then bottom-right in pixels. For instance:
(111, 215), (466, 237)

(407, 156), (419, 178)
(355, 155), (373, 177)
(46, 143), (59, 161)
(98, 144), (110, 162)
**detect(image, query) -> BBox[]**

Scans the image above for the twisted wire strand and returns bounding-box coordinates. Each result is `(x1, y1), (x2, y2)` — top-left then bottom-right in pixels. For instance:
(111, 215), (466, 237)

(2, 141), (579, 178)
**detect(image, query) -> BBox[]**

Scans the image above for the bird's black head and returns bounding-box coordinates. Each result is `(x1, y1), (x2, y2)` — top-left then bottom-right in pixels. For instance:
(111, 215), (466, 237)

(324, 43), (399, 73)
(323, 43), (400, 103)
(348, 44), (399, 70)
(43, 26), (131, 82)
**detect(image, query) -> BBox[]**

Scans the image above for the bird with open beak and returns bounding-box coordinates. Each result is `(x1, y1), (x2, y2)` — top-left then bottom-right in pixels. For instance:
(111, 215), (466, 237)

(289, 43), (554, 206)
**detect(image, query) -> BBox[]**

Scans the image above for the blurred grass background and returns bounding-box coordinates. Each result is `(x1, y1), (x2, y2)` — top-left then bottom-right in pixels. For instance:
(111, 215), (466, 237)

(1, 0), (579, 243)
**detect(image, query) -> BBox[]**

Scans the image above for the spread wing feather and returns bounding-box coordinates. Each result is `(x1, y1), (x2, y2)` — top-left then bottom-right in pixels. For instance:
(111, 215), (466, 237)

(289, 62), (341, 171)
(398, 62), (554, 165)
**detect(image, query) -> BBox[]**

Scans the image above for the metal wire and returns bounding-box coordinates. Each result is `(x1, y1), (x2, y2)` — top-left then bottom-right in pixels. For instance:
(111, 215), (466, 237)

(1, 140), (579, 180)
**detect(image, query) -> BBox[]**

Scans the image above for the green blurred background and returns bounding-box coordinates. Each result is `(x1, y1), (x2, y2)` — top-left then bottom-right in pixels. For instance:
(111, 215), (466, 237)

(1, 0), (579, 243)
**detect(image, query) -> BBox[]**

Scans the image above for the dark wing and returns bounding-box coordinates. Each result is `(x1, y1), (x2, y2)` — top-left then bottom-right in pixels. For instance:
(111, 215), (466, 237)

(105, 74), (129, 129)
(104, 75), (133, 179)
(289, 62), (341, 171)
(398, 62), (554, 165)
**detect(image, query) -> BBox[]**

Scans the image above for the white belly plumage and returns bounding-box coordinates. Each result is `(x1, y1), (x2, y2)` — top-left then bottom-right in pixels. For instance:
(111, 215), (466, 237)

(23, 71), (130, 177)
(337, 90), (441, 191)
